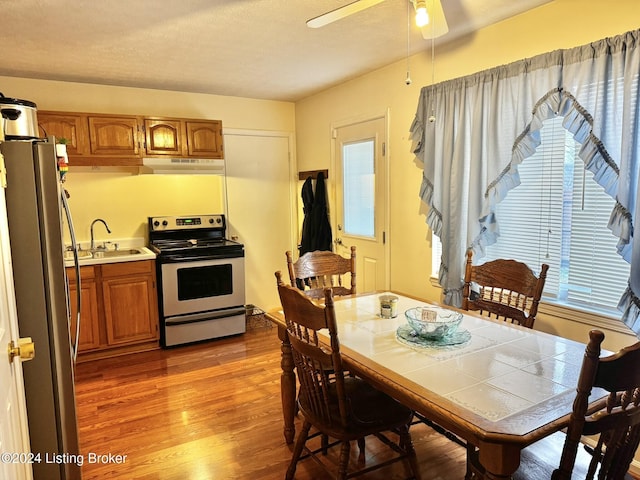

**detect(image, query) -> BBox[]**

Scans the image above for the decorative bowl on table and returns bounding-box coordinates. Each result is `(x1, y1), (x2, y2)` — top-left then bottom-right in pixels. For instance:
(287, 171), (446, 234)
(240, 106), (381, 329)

(404, 307), (463, 340)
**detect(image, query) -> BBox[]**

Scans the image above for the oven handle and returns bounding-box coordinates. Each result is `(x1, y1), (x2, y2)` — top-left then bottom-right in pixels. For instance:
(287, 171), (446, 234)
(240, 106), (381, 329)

(158, 252), (244, 263)
(165, 307), (246, 326)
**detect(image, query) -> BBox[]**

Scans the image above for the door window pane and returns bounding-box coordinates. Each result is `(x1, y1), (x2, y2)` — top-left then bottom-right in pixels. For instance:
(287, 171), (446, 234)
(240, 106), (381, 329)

(343, 140), (375, 238)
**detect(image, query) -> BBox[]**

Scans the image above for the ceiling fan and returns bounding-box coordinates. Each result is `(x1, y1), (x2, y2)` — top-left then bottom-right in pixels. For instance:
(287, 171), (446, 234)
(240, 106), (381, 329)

(307, 0), (449, 39)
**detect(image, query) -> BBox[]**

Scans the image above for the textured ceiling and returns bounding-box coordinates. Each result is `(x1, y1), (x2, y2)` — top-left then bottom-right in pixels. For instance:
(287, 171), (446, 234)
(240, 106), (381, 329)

(0, 0), (551, 102)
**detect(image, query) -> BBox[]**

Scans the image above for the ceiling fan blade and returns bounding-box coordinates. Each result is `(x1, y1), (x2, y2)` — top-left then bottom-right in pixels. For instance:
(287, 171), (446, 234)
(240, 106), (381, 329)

(421, 0), (449, 39)
(307, 0), (386, 28)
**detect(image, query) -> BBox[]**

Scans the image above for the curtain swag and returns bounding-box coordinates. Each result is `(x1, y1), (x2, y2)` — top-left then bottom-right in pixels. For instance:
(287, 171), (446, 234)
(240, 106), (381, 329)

(410, 29), (640, 334)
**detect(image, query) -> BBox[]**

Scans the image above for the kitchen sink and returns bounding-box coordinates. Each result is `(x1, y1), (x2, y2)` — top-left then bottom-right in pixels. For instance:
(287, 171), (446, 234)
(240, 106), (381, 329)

(63, 245), (155, 265)
(92, 248), (144, 258)
(63, 250), (93, 260)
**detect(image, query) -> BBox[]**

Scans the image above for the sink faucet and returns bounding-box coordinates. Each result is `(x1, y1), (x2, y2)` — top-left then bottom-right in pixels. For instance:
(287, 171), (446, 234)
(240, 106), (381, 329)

(90, 218), (112, 251)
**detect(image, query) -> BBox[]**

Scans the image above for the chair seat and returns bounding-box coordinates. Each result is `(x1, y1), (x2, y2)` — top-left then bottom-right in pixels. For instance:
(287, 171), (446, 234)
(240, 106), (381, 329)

(299, 376), (414, 440)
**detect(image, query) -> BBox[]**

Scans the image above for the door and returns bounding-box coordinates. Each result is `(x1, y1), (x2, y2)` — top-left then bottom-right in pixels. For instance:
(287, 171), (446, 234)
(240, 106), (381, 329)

(223, 130), (296, 312)
(0, 181), (33, 480)
(144, 118), (186, 156)
(37, 112), (90, 156)
(186, 121), (223, 158)
(160, 257), (245, 317)
(334, 116), (388, 293)
(87, 115), (141, 156)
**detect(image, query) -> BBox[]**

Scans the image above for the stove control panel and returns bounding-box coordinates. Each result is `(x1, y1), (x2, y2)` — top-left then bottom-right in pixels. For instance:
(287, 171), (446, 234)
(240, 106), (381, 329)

(149, 214), (225, 232)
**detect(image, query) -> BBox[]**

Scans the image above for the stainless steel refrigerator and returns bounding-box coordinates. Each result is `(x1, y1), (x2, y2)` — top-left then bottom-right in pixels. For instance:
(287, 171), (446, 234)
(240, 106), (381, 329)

(2, 139), (81, 480)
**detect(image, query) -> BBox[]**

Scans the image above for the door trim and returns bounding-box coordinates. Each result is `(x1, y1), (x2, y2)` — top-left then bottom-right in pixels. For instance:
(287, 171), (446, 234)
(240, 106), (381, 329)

(330, 110), (390, 290)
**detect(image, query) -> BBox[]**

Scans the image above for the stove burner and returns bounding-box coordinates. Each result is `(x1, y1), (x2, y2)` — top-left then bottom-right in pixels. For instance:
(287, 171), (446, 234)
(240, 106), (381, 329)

(151, 238), (226, 250)
(148, 215), (243, 260)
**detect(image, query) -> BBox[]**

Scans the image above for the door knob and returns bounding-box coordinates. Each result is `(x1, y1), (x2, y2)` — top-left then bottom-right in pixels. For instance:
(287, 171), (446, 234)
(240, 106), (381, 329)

(8, 337), (35, 363)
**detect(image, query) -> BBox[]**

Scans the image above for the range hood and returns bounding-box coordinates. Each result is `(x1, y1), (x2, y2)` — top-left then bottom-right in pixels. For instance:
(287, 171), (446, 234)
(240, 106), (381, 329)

(140, 157), (225, 175)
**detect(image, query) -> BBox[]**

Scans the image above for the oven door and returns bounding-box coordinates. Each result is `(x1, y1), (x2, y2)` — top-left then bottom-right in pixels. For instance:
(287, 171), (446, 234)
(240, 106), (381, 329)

(160, 256), (245, 317)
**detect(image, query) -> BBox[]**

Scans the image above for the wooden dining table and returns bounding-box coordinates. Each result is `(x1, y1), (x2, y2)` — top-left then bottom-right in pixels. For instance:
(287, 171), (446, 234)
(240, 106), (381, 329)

(266, 291), (608, 480)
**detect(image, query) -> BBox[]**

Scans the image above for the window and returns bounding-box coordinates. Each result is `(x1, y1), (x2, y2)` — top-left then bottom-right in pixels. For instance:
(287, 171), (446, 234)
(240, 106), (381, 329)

(342, 140), (375, 238)
(481, 116), (629, 314)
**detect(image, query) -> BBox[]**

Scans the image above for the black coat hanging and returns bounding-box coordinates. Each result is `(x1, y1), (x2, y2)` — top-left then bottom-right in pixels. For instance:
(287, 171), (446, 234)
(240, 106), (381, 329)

(308, 171), (333, 252)
(298, 176), (315, 255)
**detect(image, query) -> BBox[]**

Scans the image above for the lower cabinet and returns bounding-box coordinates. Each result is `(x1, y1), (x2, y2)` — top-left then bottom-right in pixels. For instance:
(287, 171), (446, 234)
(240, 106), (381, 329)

(66, 260), (159, 360)
(68, 266), (101, 352)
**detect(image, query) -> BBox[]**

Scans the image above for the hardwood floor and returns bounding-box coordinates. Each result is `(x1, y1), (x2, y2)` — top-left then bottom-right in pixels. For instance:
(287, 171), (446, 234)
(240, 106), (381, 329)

(75, 322), (467, 479)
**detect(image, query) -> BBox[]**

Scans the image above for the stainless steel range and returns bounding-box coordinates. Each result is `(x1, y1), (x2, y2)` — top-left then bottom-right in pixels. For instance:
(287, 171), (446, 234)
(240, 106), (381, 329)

(149, 214), (246, 347)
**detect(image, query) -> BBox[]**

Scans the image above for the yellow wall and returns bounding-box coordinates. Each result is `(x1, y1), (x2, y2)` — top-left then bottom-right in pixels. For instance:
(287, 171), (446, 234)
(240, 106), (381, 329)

(0, 76), (295, 242)
(294, 0), (640, 351)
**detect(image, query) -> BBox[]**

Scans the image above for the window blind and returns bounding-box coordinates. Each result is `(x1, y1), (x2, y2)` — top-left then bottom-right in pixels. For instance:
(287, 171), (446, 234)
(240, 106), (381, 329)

(481, 116), (629, 313)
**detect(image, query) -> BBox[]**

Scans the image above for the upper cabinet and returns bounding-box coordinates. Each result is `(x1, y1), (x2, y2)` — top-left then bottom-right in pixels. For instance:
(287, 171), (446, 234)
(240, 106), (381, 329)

(39, 111), (143, 167)
(38, 112), (90, 157)
(37, 110), (224, 167)
(145, 117), (223, 159)
(185, 120), (223, 158)
(88, 115), (142, 157)
(144, 118), (186, 156)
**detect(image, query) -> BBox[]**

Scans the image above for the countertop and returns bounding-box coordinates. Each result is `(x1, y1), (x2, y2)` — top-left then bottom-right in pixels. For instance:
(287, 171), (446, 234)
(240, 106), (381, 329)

(63, 237), (156, 267)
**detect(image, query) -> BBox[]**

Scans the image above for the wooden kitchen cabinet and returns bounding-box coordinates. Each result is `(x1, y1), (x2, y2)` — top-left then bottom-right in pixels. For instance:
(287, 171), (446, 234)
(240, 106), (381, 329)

(88, 114), (142, 158)
(66, 259), (159, 361)
(185, 120), (223, 158)
(144, 117), (223, 158)
(101, 261), (158, 346)
(37, 110), (223, 167)
(144, 117), (186, 156)
(37, 111), (90, 156)
(67, 266), (101, 352)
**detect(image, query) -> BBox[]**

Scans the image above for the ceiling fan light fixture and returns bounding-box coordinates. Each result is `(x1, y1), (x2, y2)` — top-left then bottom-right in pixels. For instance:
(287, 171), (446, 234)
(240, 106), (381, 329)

(420, 0), (449, 39)
(414, 1), (429, 27)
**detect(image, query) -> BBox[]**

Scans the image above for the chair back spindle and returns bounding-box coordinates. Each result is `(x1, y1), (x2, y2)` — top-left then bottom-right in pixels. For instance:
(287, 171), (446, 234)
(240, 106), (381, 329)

(462, 249), (548, 328)
(286, 247), (356, 300)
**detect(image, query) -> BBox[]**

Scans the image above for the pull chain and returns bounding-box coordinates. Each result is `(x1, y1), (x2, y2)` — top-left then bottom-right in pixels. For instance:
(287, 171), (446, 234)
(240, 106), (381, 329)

(405, 0), (412, 86)
(428, 22), (436, 122)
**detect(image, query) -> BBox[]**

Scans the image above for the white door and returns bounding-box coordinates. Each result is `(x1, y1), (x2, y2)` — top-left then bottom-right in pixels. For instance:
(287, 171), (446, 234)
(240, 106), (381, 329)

(223, 130), (297, 312)
(334, 116), (388, 293)
(0, 180), (33, 480)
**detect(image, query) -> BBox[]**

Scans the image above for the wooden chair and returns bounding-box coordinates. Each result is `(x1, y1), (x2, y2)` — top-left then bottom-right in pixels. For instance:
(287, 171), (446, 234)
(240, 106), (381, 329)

(468, 329), (640, 480)
(286, 247), (356, 300)
(275, 271), (421, 480)
(462, 249), (549, 329)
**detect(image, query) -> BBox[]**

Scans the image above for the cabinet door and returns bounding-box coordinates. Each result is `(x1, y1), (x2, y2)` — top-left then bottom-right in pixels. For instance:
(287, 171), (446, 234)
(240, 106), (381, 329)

(185, 120), (223, 158)
(102, 274), (158, 345)
(67, 267), (101, 352)
(88, 115), (141, 156)
(144, 118), (186, 156)
(38, 112), (90, 156)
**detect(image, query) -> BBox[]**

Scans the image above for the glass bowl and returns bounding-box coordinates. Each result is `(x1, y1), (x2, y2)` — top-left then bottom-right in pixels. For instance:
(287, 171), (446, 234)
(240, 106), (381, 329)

(404, 307), (463, 340)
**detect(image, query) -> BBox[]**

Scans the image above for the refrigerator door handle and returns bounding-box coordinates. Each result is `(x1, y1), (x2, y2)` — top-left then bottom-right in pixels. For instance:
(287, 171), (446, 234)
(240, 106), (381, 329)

(61, 189), (81, 362)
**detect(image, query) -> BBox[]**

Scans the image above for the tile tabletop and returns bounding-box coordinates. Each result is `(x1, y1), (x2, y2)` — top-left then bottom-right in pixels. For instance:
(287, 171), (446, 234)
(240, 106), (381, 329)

(328, 292), (589, 424)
